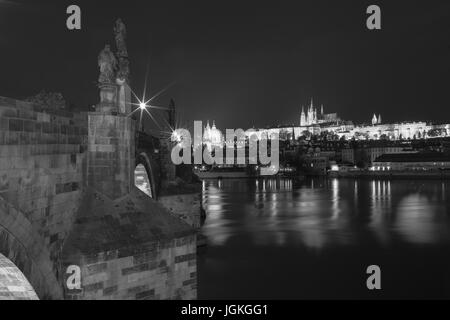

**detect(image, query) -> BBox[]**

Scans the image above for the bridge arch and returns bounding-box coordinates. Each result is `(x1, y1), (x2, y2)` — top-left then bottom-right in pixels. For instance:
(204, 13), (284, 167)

(0, 199), (63, 300)
(135, 152), (160, 199)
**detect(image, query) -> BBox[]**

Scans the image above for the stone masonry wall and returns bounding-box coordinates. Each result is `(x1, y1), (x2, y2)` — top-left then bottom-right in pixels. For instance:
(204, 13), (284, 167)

(0, 96), (87, 297)
(88, 114), (135, 199)
(66, 235), (197, 300)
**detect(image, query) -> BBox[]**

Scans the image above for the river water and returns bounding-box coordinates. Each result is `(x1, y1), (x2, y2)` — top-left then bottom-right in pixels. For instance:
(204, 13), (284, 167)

(197, 177), (450, 299)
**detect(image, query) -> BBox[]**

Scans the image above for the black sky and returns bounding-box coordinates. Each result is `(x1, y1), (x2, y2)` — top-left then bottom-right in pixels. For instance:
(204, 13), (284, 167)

(1, 0), (450, 130)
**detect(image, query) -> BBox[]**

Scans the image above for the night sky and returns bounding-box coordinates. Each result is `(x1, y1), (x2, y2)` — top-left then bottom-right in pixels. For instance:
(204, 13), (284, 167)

(1, 0), (450, 130)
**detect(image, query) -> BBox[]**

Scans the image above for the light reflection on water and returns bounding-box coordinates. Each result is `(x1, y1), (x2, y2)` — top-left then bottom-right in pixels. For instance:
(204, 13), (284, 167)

(198, 177), (450, 299)
(201, 178), (450, 248)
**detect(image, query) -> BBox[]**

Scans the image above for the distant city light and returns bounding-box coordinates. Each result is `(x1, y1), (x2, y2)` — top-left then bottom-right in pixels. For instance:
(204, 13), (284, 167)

(139, 102), (147, 110)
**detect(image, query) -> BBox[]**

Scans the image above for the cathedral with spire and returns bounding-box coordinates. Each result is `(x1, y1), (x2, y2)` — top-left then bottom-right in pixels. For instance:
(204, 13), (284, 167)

(203, 120), (224, 149)
(372, 114), (382, 125)
(300, 99), (338, 127)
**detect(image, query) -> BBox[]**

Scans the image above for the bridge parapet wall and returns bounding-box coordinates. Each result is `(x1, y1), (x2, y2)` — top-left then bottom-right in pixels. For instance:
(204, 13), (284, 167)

(0, 96), (87, 297)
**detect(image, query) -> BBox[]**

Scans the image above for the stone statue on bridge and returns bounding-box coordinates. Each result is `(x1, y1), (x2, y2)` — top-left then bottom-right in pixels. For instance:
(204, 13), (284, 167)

(98, 44), (117, 84)
(114, 18), (128, 58)
(114, 18), (130, 83)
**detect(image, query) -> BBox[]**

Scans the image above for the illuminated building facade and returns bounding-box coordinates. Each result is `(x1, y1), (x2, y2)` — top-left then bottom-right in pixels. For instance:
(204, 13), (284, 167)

(203, 120), (224, 149)
(372, 153), (450, 171)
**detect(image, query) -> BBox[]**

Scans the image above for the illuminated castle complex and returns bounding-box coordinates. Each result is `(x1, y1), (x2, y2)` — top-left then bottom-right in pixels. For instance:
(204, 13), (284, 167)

(200, 98), (450, 145)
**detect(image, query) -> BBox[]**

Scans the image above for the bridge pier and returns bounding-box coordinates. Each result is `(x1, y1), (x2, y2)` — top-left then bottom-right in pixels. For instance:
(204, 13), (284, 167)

(57, 77), (198, 299)
(61, 187), (196, 300)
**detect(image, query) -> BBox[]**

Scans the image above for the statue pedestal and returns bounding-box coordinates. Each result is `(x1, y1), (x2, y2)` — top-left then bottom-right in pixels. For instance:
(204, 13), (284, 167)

(90, 81), (135, 199)
(116, 78), (132, 115)
(96, 83), (119, 114)
(87, 113), (135, 199)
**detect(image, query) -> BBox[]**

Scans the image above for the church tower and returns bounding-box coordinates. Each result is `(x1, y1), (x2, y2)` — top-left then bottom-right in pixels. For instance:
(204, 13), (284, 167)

(372, 114), (378, 126)
(310, 98), (317, 125)
(307, 99), (314, 125)
(300, 106), (306, 126)
(205, 120), (211, 139)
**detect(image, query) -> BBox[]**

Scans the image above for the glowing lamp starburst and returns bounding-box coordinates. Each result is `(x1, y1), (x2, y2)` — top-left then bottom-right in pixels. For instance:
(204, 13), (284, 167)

(127, 63), (177, 135)
(171, 131), (182, 143)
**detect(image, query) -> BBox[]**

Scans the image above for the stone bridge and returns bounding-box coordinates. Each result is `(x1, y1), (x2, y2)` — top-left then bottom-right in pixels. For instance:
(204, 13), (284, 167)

(0, 96), (200, 300)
